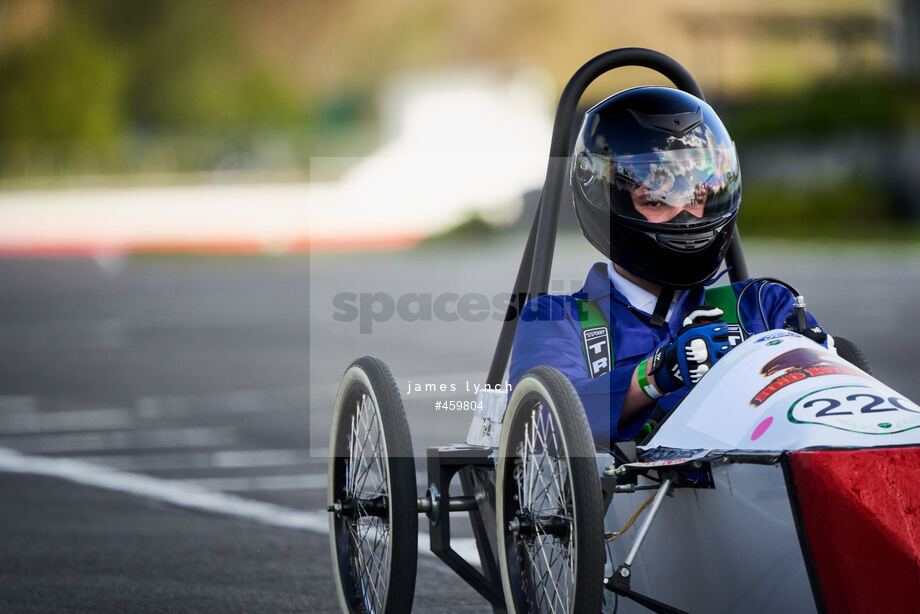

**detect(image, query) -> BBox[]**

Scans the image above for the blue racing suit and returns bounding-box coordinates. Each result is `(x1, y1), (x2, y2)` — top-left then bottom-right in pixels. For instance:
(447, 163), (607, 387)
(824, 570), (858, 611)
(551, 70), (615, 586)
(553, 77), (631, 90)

(509, 263), (820, 445)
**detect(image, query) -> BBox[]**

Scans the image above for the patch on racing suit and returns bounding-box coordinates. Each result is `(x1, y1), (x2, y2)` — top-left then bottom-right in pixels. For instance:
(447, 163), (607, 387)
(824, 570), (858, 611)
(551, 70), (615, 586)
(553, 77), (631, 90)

(582, 327), (611, 378)
(725, 323), (744, 347)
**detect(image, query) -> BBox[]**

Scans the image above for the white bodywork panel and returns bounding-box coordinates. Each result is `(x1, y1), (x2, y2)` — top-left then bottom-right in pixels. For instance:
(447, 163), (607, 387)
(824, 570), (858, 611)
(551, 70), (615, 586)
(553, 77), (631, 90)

(605, 461), (817, 614)
(646, 330), (920, 452)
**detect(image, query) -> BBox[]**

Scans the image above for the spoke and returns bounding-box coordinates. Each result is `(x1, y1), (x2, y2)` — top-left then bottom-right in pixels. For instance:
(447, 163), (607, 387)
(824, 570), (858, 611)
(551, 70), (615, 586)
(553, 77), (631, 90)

(359, 403), (385, 497)
(511, 400), (576, 614)
(534, 410), (567, 514)
(346, 413), (356, 494)
(543, 419), (568, 511)
(532, 529), (565, 613)
(350, 519), (388, 611)
(355, 519), (389, 606)
(349, 521), (380, 610)
(351, 399), (370, 490)
(523, 415), (533, 512)
(364, 519), (390, 601)
(351, 396), (380, 496)
(348, 400), (374, 499)
(341, 388), (391, 613)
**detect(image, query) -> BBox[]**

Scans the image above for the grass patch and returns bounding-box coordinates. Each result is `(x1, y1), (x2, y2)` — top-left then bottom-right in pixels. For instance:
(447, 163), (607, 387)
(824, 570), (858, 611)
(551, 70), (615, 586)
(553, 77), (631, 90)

(737, 177), (920, 240)
(418, 213), (506, 246)
(723, 76), (920, 143)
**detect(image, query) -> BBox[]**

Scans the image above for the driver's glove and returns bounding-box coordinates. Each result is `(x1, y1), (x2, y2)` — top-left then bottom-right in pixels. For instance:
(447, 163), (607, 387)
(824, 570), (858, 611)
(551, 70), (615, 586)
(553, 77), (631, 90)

(644, 306), (740, 395)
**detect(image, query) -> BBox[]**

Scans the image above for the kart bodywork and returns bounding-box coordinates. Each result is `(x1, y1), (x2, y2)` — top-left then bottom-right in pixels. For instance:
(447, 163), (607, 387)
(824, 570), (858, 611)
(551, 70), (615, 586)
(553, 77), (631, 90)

(326, 48), (920, 614)
(602, 331), (920, 613)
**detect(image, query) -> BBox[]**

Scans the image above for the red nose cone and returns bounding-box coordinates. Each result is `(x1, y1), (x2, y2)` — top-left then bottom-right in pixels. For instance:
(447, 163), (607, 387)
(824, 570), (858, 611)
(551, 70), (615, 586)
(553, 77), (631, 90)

(789, 447), (920, 614)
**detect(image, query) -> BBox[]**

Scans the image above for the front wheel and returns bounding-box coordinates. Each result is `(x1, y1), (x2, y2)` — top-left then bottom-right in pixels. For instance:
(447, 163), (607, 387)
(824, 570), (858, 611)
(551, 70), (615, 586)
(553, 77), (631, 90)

(328, 356), (417, 613)
(834, 335), (872, 374)
(496, 366), (605, 614)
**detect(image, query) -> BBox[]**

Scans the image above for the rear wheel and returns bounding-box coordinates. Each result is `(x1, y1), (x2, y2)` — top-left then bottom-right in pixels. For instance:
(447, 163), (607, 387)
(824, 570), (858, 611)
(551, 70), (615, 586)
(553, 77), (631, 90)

(496, 366), (605, 614)
(328, 356), (417, 613)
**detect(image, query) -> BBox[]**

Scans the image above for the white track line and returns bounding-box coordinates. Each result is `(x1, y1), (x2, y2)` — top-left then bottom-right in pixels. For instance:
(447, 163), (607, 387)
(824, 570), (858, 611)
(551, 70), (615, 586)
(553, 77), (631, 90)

(0, 446), (325, 531)
(135, 386), (308, 417)
(0, 318), (128, 350)
(0, 446), (480, 565)
(0, 396), (36, 412)
(0, 408), (134, 434)
(0, 388), (307, 419)
(184, 471), (430, 493)
(75, 448), (312, 472)
(184, 473), (328, 492)
(0, 426), (238, 454)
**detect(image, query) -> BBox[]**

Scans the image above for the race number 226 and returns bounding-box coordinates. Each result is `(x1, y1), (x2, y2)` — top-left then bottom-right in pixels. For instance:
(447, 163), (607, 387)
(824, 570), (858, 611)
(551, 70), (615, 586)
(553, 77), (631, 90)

(803, 393), (919, 417)
(789, 385), (920, 434)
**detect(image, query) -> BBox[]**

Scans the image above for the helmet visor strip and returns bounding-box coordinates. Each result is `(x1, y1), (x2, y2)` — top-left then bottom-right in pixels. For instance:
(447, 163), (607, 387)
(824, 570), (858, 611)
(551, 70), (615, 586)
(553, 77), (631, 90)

(575, 145), (740, 226)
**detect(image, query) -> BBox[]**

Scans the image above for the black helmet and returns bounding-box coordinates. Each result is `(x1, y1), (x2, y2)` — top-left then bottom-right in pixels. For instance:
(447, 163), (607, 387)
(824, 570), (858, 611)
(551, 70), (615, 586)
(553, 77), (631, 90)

(571, 86), (741, 288)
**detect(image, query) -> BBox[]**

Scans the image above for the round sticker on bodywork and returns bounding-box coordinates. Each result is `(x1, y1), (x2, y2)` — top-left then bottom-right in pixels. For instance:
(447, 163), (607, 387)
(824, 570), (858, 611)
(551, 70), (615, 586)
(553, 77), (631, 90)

(788, 384), (920, 435)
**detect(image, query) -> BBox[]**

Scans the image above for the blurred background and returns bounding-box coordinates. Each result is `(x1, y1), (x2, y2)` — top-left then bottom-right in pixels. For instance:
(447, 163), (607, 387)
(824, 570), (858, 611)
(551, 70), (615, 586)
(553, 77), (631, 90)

(2, 1), (920, 612)
(1, 0), (920, 243)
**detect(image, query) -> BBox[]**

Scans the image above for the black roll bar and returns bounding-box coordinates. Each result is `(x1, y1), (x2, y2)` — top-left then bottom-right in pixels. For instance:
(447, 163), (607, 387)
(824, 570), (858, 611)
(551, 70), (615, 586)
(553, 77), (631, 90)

(486, 47), (749, 386)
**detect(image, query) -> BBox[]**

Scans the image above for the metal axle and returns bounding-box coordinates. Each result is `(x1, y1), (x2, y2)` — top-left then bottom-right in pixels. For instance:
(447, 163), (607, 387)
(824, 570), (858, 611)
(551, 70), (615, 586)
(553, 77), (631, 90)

(416, 484), (478, 521)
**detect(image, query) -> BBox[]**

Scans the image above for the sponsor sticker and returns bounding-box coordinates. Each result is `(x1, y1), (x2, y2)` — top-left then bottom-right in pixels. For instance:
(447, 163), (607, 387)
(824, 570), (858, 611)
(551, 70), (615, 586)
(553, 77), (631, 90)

(618, 449), (714, 471)
(750, 347), (866, 407)
(582, 327), (611, 378)
(754, 331), (800, 343)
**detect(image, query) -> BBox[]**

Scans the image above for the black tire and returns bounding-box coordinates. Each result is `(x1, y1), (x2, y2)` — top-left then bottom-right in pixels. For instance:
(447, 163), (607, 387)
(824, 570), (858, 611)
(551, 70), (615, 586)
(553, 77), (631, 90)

(328, 356), (417, 614)
(496, 366), (605, 614)
(834, 336), (872, 374)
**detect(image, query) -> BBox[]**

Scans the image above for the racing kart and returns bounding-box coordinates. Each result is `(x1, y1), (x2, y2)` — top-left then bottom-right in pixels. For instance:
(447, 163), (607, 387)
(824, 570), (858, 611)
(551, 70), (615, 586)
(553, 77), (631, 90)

(325, 48), (920, 613)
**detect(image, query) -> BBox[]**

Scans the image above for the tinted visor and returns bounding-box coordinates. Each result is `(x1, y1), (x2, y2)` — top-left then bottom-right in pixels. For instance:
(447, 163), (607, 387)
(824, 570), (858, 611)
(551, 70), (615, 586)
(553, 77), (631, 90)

(574, 145), (740, 226)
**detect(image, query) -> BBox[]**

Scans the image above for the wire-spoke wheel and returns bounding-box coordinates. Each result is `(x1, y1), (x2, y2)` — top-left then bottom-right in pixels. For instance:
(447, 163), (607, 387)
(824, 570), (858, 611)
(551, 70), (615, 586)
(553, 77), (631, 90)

(328, 356), (417, 613)
(496, 366), (605, 614)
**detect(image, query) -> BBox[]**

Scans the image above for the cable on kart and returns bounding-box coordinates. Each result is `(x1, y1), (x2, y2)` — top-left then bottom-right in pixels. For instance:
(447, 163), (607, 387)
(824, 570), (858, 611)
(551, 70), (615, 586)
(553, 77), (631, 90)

(734, 277), (805, 337)
(605, 486), (672, 542)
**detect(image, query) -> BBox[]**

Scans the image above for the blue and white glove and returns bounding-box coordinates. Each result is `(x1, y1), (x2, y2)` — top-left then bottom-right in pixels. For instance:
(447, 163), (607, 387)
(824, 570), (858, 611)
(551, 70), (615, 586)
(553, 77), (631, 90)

(641, 306), (742, 397)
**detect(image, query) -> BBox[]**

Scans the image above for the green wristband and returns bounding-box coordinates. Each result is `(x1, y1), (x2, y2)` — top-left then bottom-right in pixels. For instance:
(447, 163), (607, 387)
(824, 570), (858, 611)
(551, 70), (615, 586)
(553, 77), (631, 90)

(637, 358), (662, 400)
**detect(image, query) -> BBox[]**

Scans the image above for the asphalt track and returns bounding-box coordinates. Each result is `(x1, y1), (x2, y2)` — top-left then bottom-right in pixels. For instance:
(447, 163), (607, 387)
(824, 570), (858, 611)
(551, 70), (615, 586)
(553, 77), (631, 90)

(1, 235), (918, 612)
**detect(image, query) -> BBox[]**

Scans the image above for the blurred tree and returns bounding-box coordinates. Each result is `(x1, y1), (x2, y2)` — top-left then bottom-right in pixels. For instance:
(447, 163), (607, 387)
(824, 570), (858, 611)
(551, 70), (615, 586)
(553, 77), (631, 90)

(724, 77), (920, 142)
(0, 0), (302, 143)
(0, 18), (124, 141)
(79, 0), (301, 129)
(739, 178), (895, 237)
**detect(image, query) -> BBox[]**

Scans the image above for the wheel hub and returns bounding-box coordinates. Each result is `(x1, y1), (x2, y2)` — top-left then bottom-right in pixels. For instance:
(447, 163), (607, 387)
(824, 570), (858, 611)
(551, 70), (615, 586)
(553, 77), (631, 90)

(510, 511), (571, 539)
(327, 495), (389, 519)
